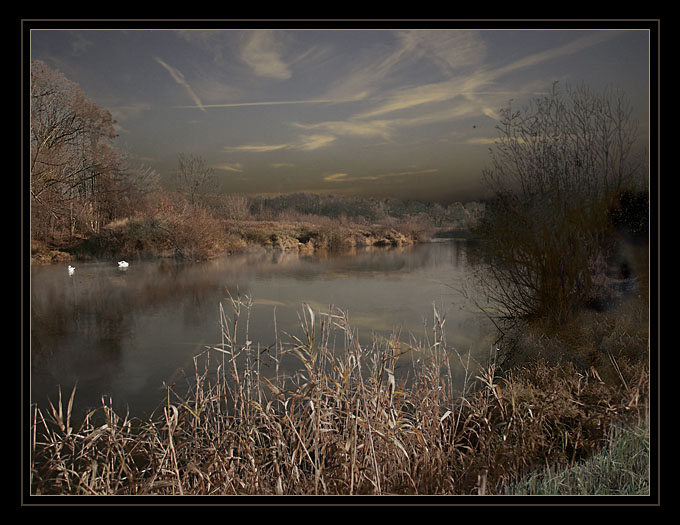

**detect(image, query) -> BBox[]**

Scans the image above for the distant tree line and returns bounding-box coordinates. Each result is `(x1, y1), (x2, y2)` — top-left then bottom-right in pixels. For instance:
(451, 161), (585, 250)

(245, 192), (484, 226)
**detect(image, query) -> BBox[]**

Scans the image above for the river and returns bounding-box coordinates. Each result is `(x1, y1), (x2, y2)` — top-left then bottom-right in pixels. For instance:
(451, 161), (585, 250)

(30, 239), (494, 419)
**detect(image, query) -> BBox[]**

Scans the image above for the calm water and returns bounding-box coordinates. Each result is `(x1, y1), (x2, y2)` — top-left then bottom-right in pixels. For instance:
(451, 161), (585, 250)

(30, 240), (494, 419)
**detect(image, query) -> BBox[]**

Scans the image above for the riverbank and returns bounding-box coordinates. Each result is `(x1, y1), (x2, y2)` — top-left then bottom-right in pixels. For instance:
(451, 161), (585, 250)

(30, 214), (456, 264)
(30, 193), (487, 265)
(28, 206), (651, 496)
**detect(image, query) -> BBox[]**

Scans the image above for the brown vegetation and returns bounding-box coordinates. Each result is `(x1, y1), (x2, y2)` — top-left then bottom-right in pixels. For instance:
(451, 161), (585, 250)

(30, 289), (648, 496)
(31, 187), (453, 264)
(475, 82), (648, 330)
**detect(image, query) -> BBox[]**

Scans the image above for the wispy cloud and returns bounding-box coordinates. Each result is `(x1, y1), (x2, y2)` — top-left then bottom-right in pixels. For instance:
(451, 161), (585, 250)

(212, 162), (244, 172)
(397, 30), (488, 74)
(154, 56), (205, 112)
(372, 31), (617, 120)
(293, 98), (483, 145)
(321, 32), (421, 102)
(300, 30), (619, 147)
(323, 168), (438, 183)
(493, 31), (620, 79)
(109, 103), (152, 133)
(110, 103), (152, 121)
(323, 172), (350, 182)
(463, 137), (498, 145)
(179, 30), (622, 164)
(293, 120), (393, 140)
(296, 134), (336, 151)
(225, 134), (336, 153)
(224, 143), (289, 153)
(174, 94), (365, 110)
(239, 31), (292, 80)
(322, 30), (486, 110)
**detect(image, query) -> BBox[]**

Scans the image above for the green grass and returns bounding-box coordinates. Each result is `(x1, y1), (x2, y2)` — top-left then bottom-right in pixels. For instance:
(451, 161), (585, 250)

(505, 417), (650, 495)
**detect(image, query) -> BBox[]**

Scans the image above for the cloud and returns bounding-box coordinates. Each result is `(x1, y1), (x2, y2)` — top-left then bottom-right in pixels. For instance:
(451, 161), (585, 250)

(224, 143), (289, 153)
(110, 103), (152, 121)
(239, 31), (292, 80)
(354, 31), (617, 123)
(397, 30), (487, 74)
(323, 168), (438, 183)
(295, 30), (619, 150)
(187, 30), (622, 168)
(322, 30), (487, 116)
(295, 99), (480, 145)
(293, 120), (393, 140)
(174, 97), (360, 110)
(493, 31), (619, 79)
(296, 134), (336, 151)
(463, 137), (498, 145)
(213, 162), (244, 172)
(354, 80), (467, 120)
(321, 31), (423, 102)
(225, 134), (336, 154)
(108, 103), (152, 133)
(323, 172), (350, 182)
(154, 56), (206, 112)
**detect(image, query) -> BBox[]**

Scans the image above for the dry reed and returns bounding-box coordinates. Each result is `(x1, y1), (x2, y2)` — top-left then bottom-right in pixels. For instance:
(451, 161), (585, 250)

(30, 295), (649, 496)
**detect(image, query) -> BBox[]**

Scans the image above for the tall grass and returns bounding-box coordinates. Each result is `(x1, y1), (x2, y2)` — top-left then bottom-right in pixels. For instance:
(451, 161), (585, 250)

(30, 296), (649, 495)
(505, 417), (649, 495)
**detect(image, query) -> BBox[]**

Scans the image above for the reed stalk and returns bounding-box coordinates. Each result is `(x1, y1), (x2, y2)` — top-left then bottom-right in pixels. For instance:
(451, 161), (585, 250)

(30, 298), (649, 496)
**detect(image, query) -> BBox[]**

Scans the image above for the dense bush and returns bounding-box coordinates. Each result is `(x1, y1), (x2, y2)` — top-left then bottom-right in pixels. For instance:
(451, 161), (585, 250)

(475, 83), (647, 329)
(609, 190), (649, 243)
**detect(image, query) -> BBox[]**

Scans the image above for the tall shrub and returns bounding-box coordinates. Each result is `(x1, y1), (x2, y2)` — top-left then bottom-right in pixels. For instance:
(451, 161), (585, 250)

(476, 83), (646, 328)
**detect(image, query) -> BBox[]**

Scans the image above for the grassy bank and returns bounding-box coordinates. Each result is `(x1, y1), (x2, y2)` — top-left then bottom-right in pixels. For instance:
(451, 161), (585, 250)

(30, 289), (649, 496)
(505, 417), (649, 495)
(30, 203), (450, 264)
(30, 192), (486, 264)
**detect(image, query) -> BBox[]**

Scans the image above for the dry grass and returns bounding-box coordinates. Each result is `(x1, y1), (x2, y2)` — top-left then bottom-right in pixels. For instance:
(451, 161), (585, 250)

(41, 189), (444, 264)
(30, 293), (649, 496)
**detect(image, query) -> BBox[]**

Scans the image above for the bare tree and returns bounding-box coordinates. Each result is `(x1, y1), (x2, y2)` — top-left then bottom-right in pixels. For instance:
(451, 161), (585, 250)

(221, 193), (251, 221)
(30, 60), (124, 239)
(483, 82), (644, 205)
(174, 153), (220, 206)
(476, 82), (647, 329)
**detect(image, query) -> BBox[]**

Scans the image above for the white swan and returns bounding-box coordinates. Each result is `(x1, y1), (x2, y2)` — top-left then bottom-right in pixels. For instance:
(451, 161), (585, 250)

(118, 260), (129, 268)
(67, 265), (75, 275)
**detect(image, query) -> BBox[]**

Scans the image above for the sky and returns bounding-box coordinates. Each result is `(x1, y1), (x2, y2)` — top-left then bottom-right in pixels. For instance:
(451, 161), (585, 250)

(29, 24), (652, 203)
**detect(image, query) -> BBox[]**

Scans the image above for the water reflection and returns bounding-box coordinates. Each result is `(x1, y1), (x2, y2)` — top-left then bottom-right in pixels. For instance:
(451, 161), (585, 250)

(30, 240), (491, 418)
